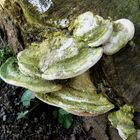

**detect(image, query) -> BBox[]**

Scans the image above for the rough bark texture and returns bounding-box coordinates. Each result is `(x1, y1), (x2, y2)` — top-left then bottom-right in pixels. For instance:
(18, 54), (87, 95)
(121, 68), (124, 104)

(0, 2), (23, 53)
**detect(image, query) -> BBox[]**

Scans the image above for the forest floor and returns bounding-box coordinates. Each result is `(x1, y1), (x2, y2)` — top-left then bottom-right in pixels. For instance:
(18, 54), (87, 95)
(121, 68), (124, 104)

(0, 82), (89, 140)
(0, 81), (123, 140)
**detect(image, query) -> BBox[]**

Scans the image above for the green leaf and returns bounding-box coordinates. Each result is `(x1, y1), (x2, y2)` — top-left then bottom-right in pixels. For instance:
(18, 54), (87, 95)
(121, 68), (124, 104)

(0, 48), (11, 64)
(21, 90), (35, 108)
(17, 110), (29, 120)
(59, 108), (70, 115)
(58, 109), (73, 129)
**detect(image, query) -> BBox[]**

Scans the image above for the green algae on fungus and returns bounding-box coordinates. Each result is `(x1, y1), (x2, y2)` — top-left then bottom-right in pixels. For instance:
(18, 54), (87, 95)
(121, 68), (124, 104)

(39, 36), (83, 73)
(35, 90), (114, 116)
(69, 11), (113, 47)
(17, 33), (87, 79)
(108, 105), (136, 140)
(0, 57), (62, 93)
(42, 47), (103, 80)
(17, 39), (51, 77)
(17, 31), (103, 80)
(34, 72), (114, 116)
(69, 71), (97, 93)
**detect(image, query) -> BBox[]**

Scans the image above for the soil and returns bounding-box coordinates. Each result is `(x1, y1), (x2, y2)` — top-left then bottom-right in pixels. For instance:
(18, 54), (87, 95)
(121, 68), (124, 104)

(0, 80), (122, 140)
(0, 81), (85, 140)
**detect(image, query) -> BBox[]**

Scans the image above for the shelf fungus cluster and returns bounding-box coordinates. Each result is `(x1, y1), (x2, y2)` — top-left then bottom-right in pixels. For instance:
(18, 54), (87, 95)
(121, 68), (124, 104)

(0, 10), (136, 139)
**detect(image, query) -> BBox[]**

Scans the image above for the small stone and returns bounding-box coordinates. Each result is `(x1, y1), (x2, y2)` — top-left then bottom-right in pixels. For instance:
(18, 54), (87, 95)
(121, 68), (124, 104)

(2, 115), (6, 121)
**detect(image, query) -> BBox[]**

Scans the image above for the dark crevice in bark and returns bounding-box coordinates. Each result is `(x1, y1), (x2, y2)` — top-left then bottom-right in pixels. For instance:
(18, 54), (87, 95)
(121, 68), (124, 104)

(134, 112), (140, 129)
(90, 61), (125, 108)
(0, 23), (8, 48)
(105, 123), (111, 140)
(16, 26), (24, 52)
(0, 28), (6, 41)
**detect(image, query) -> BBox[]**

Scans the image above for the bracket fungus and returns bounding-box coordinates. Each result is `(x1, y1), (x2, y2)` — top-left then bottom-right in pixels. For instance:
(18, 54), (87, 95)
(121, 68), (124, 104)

(69, 11), (113, 47)
(0, 10), (135, 119)
(108, 105), (136, 140)
(34, 72), (114, 116)
(0, 57), (62, 93)
(103, 19), (135, 55)
(17, 32), (104, 80)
